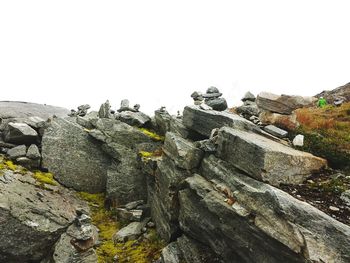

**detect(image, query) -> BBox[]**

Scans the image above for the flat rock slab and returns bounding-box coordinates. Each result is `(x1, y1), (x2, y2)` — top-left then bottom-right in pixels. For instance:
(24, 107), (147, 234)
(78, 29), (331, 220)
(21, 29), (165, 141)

(163, 132), (203, 170)
(41, 118), (111, 193)
(113, 219), (149, 243)
(263, 125), (288, 138)
(4, 122), (38, 144)
(256, 92), (316, 115)
(183, 105), (259, 137)
(0, 101), (69, 119)
(217, 127), (327, 186)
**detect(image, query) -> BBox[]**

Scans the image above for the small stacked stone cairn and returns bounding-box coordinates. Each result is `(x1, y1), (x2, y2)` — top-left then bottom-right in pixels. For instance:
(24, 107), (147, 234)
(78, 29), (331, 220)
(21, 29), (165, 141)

(98, 100), (112, 118)
(116, 99), (151, 127)
(117, 99), (140, 113)
(191, 87), (228, 111)
(68, 104), (91, 117)
(236, 91), (260, 120)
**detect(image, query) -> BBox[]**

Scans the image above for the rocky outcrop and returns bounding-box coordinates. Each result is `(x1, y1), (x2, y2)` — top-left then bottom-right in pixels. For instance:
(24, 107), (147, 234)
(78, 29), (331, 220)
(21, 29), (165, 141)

(316, 82), (350, 104)
(42, 117), (111, 193)
(197, 155), (350, 262)
(183, 105), (259, 137)
(0, 101), (69, 119)
(259, 110), (299, 130)
(0, 164), (91, 263)
(256, 92), (316, 115)
(217, 127), (327, 186)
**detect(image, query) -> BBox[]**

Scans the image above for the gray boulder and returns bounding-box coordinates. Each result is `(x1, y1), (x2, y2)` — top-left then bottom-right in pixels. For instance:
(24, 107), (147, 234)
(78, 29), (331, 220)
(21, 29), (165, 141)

(7, 144), (27, 159)
(154, 109), (172, 135)
(205, 97), (228, 111)
(3, 122), (38, 144)
(263, 125), (288, 138)
(0, 101), (69, 119)
(198, 155), (350, 263)
(236, 102), (260, 118)
(26, 144), (41, 160)
(242, 91), (256, 102)
(119, 111), (151, 127)
(183, 105), (260, 137)
(41, 118), (111, 193)
(76, 111), (99, 129)
(163, 132), (204, 170)
(98, 100), (111, 118)
(0, 168), (89, 263)
(256, 92), (316, 115)
(113, 219), (149, 243)
(217, 127), (327, 186)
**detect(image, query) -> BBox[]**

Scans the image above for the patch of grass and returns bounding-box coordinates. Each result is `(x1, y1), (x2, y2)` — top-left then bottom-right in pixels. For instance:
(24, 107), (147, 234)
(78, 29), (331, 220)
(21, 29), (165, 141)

(33, 171), (58, 186)
(294, 103), (350, 170)
(139, 128), (165, 142)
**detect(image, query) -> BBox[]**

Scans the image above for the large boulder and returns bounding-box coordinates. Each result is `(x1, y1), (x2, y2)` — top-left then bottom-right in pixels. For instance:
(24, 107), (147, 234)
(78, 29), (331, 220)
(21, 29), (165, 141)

(259, 110), (299, 130)
(183, 105), (259, 137)
(119, 111), (151, 127)
(256, 92), (316, 115)
(163, 132), (203, 170)
(0, 166), (89, 262)
(41, 118), (111, 193)
(0, 101), (69, 119)
(3, 122), (38, 144)
(217, 127), (327, 186)
(197, 155), (350, 263)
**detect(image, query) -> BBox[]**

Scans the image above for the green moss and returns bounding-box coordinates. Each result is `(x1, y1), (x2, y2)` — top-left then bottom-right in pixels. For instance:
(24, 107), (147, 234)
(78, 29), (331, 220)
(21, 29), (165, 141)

(5, 160), (17, 171)
(77, 192), (164, 263)
(33, 171), (58, 186)
(139, 128), (165, 142)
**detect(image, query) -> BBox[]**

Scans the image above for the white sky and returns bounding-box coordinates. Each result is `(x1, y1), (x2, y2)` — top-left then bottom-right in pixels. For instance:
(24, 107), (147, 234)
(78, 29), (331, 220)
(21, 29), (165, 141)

(0, 1), (349, 115)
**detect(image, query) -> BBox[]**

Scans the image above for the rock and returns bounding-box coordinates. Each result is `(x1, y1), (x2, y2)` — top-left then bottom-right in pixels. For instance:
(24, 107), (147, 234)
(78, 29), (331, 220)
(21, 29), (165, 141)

(6, 144), (27, 159)
(293, 134), (304, 147)
(148, 156), (191, 242)
(116, 208), (143, 222)
(118, 99), (132, 112)
(183, 105), (260, 138)
(154, 109), (172, 135)
(119, 111), (151, 127)
(105, 145), (147, 205)
(217, 127), (327, 186)
(202, 86), (222, 98)
(113, 219), (149, 243)
(242, 91), (256, 102)
(194, 139), (217, 153)
(25, 116), (47, 129)
(41, 118), (111, 193)
(98, 100), (111, 118)
(163, 132), (204, 170)
(0, 167), (89, 262)
(205, 97), (227, 111)
(316, 82), (350, 104)
(0, 101), (69, 119)
(16, 157), (40, 168)
(256, 92), (316, 115)
(340, 190), (350, 207)
(197, 155), (350, 263)
(263, 125), (288, 138)
(3, 122), (38, 144)
(76, 111), (99, 129)
(259, 110), (299, 130)
(236, 103), (260, 118)
(160, 241), (183, 263)
(26, 144), (41, 160)
(125, 200), (144, 210)
(199, 103), (212, 111)
(329, 206), (340, 212)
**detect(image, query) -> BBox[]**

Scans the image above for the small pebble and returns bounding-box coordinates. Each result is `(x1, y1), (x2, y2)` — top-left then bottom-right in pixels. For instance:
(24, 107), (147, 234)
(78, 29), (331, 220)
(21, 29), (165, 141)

(329, 206), (340, 212)
(296, 195), (301, 198)
(147, 221), (155, 228)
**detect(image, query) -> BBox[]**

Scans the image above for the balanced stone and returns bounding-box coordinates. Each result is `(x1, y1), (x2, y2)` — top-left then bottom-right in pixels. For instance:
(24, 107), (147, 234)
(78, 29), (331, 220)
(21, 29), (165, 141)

(98, 100), (111, 118)
(242, 91), (256, 102)
(26, 144), (41, 160)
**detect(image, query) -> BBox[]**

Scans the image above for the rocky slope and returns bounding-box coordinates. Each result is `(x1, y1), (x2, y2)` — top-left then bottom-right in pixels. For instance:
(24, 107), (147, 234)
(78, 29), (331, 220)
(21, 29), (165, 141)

(1, 88), (350, 262)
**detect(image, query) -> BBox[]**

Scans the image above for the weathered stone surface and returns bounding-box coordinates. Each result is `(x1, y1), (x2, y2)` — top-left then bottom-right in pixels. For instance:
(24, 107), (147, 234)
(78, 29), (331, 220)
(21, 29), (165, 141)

(217, 127), (327, 186)
(256, 92), (316, 115)
(0, 101), (69, 119)
(293, 134), (304, 147)
(119, 111), (151, 127)
(76, 111), (98, 129)
(205, 97), (228, 111)
(25, 116), (47, 129)
(163, 132), (203, 170)
(98, 100), (111, 118)
(113, 219), (149, 243)
(259, 110), (299, 130)
(263, 125), (288, 138)
(26, 144), (41, 160)
(154, 109), (172, 135)
(148, 156), (190, 242)
(16, 157), (40, 169)
(183, 105), (259, 137)
(4, 122), (38, 144)
(316, 82), (350, 104)
(106, 145), (147, 205)
(242, 91), (256, 102)
(199, 155), (350, 263)
(0, 168), (89, 263)
(42, 118), (111, 193)
(236, 103), (260, 118)
(7, 144), (26, 159)
(341, 190), (350, 207)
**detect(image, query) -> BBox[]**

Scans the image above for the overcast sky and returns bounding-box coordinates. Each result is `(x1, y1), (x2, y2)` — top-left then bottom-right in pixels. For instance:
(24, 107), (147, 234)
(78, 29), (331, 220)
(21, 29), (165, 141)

(0, 1), (349, 115)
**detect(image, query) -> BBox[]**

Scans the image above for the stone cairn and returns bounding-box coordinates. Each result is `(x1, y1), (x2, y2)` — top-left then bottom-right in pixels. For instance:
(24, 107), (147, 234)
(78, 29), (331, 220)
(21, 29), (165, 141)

(68, 104), (91, 117)
(191, 86), (228, 111)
